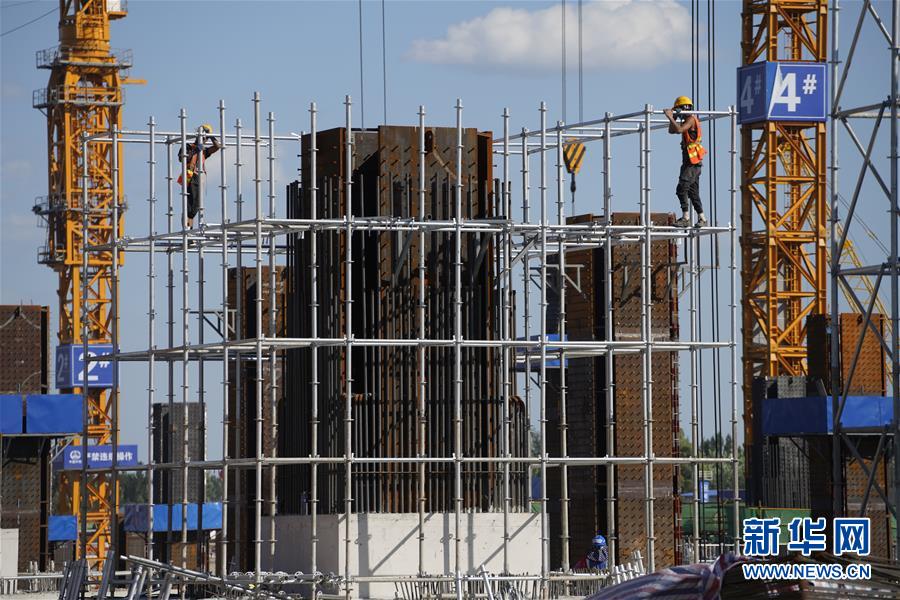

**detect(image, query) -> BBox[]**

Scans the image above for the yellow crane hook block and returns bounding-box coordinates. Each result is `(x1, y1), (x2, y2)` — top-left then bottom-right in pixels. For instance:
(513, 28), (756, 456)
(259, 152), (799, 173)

(563, 140), (586, 175)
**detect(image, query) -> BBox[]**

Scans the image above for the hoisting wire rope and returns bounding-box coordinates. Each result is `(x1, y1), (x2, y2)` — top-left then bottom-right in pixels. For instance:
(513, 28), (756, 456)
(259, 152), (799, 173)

(561, 0), (567, 124)
(578, 0), (583, 122)
(704, 0), (726, 553)
(382, 0), (388, 125)
(358, 0), (366, 128)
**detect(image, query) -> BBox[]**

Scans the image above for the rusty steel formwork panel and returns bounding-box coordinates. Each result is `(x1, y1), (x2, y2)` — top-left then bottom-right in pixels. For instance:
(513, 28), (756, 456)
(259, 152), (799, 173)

(0, 305), (50, 394)
(547, 214), (679, 568)
(610, 213), (679, 568)
(845, 454), (892, 559)
(225, 266), (286, 571)
(151, 402), (204, 504)
(839, 313), (886, 396)
(282, 125), (528, 517)
(547, 214), (605, 569)
(0, 305), (51, 571)
(807, 313), (887, 396)
(1, 439), (51, 571)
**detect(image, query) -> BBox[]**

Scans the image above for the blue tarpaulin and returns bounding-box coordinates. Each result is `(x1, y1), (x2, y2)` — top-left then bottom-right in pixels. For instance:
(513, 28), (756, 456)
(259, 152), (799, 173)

(123, 503), (223, 532)
(25, 394), (82, 434)
(0, 394), (23, 434)
(48, 515), (77, 541)
(515, 334), (567, 371)
(761, 396), (893, 436)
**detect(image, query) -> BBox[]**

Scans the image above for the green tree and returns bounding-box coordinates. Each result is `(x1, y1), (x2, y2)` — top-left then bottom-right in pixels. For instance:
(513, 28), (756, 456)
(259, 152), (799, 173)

(206, 471), (224, 501)
(677, 431), (744, 496)
(119, 471), (148, 504)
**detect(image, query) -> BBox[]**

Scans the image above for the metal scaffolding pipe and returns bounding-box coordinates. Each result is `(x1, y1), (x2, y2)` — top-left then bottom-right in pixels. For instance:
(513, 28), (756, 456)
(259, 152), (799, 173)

(538, 100), (549, 593)
(309, 100), (320, 599)
(146, 115), (157, 562)
(253, 91), (264, 579)
(217, 99), (229, 576)
(416, 104), (427, 582)
(343, 94), (354, 600)
(178, 109), (190, 568)
(602, 111), (617, 570)
(555, 121), (570, 572)
(453, 97), (464, 600)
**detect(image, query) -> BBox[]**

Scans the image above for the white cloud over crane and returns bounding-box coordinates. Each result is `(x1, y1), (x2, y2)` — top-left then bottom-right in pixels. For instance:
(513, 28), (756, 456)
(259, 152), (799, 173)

(408, 0), (693, 72)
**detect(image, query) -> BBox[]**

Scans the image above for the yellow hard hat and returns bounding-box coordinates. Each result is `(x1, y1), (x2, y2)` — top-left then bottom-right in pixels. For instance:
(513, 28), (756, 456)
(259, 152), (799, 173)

(673, 96), (693, 108)
(200, 123), (213, 133)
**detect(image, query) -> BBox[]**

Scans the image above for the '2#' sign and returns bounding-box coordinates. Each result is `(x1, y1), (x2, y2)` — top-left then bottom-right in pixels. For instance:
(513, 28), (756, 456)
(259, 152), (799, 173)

(737, 62), (828, 124)
(55, 343), (116, 389)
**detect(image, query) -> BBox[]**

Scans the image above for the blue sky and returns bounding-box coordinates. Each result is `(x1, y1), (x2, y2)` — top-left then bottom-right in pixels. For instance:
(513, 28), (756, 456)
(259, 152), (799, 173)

(1, 1), (893, 463)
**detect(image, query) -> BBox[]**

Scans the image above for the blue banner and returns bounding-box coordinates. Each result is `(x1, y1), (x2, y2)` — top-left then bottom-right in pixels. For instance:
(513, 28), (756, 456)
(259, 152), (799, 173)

(737, 61), (828, 124)
(25, 394), (81, 434)
(55, 343), (116, 389)
(0, 394), (23, 434)
(48, 515), (77, 541)
(60, 444), (139, 469)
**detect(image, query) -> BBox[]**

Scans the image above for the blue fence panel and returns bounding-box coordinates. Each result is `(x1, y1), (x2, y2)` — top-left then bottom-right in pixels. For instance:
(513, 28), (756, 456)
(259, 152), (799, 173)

(25, 394), (82, 434)
(48, 515), (77, 541)
(0, 394), (23, 434)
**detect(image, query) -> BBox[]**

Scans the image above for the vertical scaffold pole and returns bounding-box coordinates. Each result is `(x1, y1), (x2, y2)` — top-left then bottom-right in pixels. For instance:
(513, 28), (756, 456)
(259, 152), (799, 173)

(343, 94), (354, 600)
(602, 112), (617, 570)
(891, 0), (900, 559)
(538, 101), (549, 596)
(309, 101), (320, 599)
(501, 107), (512, 575)
(110, 123), (121, 563)
(217, 99), (229, 576)
(555, 121), (570, 572)
(267, 110), (278, 566)
(730, 106), (741, 554)
(416, 105), (427, 582)
(178, 109), (190, 569)
(252, 91), (264, 579)
(232, 116), (244, 572)
(146, 116), (157, 563)
(79, 133), (90, 564)
(453, 97), (464, 600)
(641, 105), (656, 572)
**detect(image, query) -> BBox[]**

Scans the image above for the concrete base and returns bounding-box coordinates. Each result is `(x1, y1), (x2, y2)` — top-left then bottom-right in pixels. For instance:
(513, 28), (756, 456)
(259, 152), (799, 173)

(262, 512), (542, 599)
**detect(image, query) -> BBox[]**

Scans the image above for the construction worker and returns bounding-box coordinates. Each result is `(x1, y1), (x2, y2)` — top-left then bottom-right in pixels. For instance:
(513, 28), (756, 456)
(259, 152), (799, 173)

(663, 96), (707, 228)
(574, 533), (609, 570)
(177, 124), (221, 228)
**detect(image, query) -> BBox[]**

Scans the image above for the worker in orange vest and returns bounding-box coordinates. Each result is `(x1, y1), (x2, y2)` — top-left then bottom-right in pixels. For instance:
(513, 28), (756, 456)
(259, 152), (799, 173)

(178, 124), (221, 228)
(664, 96), (707, 228)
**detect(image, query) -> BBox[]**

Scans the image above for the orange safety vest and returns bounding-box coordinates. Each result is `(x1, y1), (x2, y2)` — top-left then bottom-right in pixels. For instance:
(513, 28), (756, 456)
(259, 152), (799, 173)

(682, 118), (707, 165)
(176, 169), (195, 186)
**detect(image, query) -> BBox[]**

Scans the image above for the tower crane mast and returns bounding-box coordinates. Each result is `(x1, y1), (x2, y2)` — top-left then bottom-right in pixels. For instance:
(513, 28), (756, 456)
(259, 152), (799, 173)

(33, 0), (137, 571)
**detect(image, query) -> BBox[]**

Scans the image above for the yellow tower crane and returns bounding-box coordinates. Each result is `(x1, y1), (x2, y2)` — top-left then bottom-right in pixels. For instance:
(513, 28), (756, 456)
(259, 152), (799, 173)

(33, 0), (140, 571)
(741, 0), (828, 444)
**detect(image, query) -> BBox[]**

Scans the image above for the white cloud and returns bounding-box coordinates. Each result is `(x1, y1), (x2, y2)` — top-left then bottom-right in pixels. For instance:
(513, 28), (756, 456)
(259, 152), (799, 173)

(408, 0), (692, 72)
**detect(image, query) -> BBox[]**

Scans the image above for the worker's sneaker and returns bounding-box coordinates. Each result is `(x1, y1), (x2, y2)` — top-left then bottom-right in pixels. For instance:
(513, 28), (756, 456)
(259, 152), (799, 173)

(694, 216), (708, 228)
(674, 216), (691, 227)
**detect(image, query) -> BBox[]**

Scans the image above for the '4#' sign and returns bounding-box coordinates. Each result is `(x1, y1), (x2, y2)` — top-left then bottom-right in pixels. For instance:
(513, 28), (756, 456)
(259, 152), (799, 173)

(737, 62), (828, 124)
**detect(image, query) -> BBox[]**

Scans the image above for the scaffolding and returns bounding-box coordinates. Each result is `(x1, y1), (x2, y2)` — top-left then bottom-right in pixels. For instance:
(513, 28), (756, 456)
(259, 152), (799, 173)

(829, 0), (900, 556)
(79, 96), (741, 598)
